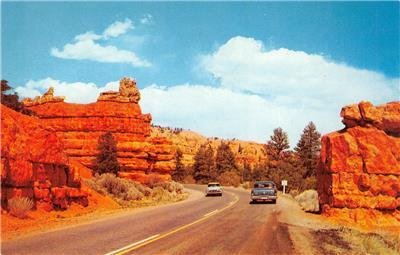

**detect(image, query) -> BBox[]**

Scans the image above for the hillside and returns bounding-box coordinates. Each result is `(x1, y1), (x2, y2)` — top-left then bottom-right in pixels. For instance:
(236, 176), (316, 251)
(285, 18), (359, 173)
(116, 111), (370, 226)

(151, 126), (268, 168)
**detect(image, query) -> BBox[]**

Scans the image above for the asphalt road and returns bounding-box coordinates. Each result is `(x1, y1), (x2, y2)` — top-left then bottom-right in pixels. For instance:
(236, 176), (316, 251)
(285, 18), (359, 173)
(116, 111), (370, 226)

(2, 185), (294, 255)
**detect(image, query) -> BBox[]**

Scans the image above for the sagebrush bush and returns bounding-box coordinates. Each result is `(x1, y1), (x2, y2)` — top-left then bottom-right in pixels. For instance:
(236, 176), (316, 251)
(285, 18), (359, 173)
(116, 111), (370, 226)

(86, 173), (146, 203)
(8, 197), (34, 218)
(295, 189), (319, 213)
(85, 174), (187, 206)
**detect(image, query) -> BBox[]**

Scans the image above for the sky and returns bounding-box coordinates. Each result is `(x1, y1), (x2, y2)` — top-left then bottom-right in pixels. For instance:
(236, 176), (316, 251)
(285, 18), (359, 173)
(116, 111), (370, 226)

(2, 2), (399, 146)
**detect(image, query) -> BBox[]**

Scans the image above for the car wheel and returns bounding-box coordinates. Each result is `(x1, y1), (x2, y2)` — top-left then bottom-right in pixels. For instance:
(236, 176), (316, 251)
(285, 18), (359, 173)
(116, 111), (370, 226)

(272, 199), (276, 204)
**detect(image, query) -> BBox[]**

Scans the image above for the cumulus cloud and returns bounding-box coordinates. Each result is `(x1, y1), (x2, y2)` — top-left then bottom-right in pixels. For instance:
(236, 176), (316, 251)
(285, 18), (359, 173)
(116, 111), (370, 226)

(201, 36), (398, 109)
(16, 78), (119, 103)
(103, 18), (134, 38)
(51, 18), (150, 67)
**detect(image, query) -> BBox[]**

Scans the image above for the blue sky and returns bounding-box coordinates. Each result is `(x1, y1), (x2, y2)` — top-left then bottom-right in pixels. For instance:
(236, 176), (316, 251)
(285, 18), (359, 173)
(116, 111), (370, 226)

(2, 2), (399, 145)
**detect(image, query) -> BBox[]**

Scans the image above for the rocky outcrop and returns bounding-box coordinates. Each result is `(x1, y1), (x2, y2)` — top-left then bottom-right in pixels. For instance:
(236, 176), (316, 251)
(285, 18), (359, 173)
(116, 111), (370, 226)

(1, 105), (88, 211)
(22, 87), (65, 107)
(317, 101), (400, 228)
(98, 77), (141, 103)
(151, 126), (267, 168)
(23, 78), (175, 184)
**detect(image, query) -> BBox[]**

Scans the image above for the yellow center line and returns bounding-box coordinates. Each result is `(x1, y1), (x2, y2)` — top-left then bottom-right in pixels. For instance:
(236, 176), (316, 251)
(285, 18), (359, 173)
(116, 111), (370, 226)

(106, 191), (239, 255)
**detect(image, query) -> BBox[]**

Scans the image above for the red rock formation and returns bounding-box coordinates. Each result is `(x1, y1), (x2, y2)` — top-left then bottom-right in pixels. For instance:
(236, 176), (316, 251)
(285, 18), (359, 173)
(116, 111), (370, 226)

(317, 101), (400, 228)
(1, 105), (88, 211)
(151, 126), (268, 168)
(23, 78), (175, 184)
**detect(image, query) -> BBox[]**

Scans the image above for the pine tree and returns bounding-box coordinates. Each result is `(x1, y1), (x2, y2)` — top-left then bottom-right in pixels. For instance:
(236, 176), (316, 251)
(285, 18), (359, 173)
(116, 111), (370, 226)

(267, 127), (290, 157)
(94, 132), (120, 175)
(172, 148), (185, 182)
(193, 143), (216, 183)
(295, 121), (321, 179)
(1, 80), (22, 111)
(215, 142), (238, 175)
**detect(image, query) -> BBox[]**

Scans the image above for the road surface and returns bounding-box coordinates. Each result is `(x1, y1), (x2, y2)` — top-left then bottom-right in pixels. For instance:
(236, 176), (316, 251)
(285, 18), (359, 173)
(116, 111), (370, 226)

(2, 185), (295, 255)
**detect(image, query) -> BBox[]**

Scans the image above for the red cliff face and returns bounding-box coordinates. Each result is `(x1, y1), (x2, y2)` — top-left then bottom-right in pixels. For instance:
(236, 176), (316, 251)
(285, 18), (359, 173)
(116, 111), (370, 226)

(1, 105), (88, 211)
(317, 101), (400, 228)
(23, 78), (175, 184)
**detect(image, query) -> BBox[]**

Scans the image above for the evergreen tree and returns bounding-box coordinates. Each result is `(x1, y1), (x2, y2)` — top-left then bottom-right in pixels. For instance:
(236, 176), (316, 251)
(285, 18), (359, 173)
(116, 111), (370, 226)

(193, 143), (216, 183)
(267, 127), (290, 157)
(295, 121), (321, 179)
(172, 148), (185, 182)
(1, 80), (22, 111)
(215, 142), (238, 175)
(94, 132), (120, 175)
(1, 80), (34, 115)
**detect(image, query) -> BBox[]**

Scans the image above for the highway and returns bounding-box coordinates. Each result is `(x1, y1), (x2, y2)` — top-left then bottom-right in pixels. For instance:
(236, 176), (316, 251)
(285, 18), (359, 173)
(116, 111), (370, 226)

(2, 185), (294, 255)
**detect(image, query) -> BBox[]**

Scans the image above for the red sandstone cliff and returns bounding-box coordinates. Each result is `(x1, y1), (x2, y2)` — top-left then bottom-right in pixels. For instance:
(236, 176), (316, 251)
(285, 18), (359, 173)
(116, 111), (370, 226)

(23, 78), (175, 184)
(1, 105), (88, 211)
(317, 101), (400, 227)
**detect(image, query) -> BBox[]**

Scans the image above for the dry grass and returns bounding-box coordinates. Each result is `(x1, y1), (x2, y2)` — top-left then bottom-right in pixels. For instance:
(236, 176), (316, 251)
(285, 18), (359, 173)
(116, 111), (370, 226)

(312, 227), (400, 255)
(340, 228), (400, 255)
(8, 197), (34, 219)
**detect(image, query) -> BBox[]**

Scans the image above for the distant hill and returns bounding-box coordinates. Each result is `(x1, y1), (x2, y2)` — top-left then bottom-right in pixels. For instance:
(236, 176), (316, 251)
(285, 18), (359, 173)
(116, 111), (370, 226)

(151, 125), (268, 168)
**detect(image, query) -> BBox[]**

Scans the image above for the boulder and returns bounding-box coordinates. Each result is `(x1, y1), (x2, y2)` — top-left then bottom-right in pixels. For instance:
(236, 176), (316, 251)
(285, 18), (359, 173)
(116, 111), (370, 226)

(317, 101), (400, 227)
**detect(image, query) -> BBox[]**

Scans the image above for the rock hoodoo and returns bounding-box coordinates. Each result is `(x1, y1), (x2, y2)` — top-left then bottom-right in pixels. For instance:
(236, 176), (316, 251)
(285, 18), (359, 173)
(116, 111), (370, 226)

(1, 105), (88, 211)
(317, 101), (400, 227)
(23, 77), (175, 184)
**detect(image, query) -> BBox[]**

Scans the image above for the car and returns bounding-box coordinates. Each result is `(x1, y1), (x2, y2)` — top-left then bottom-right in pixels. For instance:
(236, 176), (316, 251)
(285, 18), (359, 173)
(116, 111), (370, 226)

(250, 181), (277, 203)
(205, 182), (223, 196)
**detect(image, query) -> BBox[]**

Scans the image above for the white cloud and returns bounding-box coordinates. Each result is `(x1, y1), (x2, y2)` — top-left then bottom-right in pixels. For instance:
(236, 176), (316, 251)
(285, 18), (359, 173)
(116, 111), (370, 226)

(51, 40), (150, 67)
(51, 18), (150, 67)
(201, 36), (398, 109)
(140, 84), (343, 146)
(16, 78), (119, 104)
(140, 14), (153, 25)
(103, 18), (134, 38)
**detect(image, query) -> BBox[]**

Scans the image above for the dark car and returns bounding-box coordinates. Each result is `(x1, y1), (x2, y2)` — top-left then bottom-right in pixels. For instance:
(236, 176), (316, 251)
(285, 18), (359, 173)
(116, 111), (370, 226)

(250, 181), (277, 204)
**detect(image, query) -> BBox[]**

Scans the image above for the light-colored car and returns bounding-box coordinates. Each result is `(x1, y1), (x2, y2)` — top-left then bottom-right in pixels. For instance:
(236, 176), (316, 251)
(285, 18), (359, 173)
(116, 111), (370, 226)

(205, 182), (223, 196)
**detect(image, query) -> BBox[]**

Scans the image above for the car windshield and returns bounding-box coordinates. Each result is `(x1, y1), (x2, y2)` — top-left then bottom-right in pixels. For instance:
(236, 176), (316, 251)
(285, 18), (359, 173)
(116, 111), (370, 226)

(254, 182), (274, 189)
(208, 183), (220, 187)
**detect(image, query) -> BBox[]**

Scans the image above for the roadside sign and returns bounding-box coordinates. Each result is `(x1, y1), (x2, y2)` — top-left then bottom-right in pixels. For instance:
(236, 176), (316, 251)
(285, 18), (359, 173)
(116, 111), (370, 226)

(281, 180), (288, 194)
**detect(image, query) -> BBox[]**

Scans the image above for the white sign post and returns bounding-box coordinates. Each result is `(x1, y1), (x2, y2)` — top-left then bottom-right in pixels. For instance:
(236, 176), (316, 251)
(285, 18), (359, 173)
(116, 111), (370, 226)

(281, 180), (288, 194)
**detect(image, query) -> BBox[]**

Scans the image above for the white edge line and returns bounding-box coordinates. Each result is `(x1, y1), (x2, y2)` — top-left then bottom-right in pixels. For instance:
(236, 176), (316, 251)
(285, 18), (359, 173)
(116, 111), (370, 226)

(203, 209), (219, 217)
(104, 234), (160, 255)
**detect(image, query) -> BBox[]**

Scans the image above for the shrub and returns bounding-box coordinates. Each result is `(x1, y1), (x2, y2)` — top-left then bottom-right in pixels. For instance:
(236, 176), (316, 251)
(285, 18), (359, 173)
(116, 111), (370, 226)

(86, 174), (187, 206)
(183, 175), (196, 184)
(8, 197), (34, 218)
(86, 174), (145, 203)
(154, 181), (184, 194)
(217, 171), (241, 187)
(295, 189), (319, 213)
(301, 177), (317, 191)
